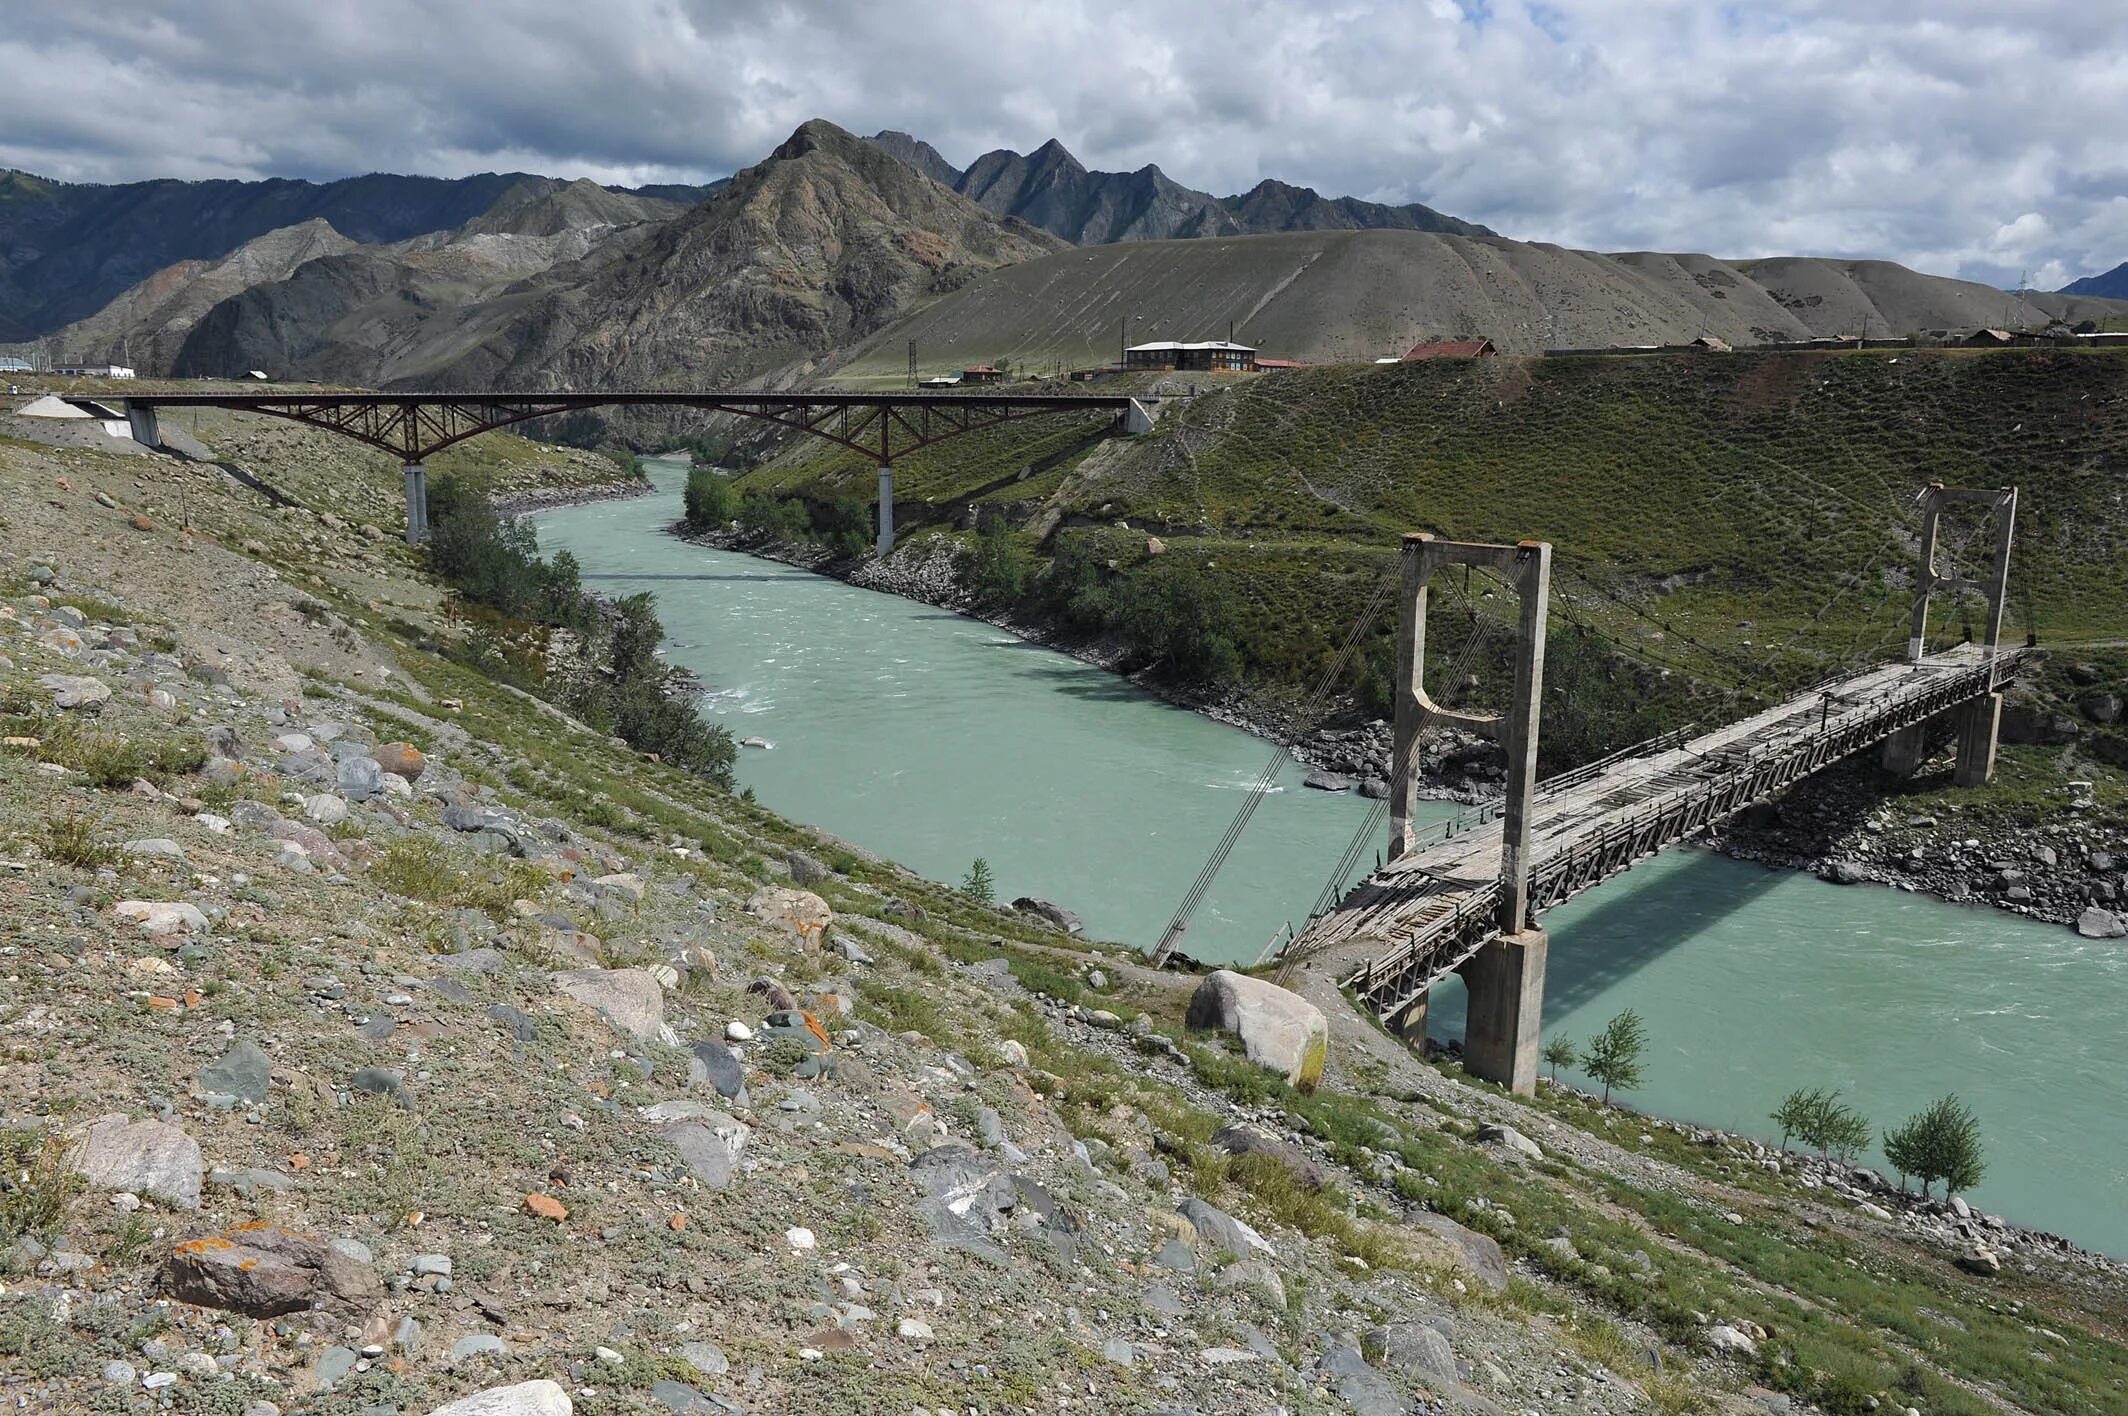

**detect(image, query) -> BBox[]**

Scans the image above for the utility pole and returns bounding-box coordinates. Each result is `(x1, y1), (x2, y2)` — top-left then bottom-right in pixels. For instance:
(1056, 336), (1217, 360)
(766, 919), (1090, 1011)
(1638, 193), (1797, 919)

(907, 340), (917, 389)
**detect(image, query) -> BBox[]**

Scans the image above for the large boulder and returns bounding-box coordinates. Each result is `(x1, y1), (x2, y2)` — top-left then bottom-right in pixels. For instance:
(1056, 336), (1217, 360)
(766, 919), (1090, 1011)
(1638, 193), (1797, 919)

(68, 1116), (202, 1209)
(1185, 970), (1328, 1091)
(166, 1222), (381, 1316)
(1177, 1196), (1275, 1258)
(424, 1381), (572, 1416)
(373, 741), (427, 780)
(660, 1114), (749, 1188)
(2077, 907), (2127, 940)
(1406, 1211), (1509, 1292)
(1364, 1321), (1459, 1385)
(749, 886), (832, 949)
(1011, 897), (1083, 934)
(551, 968), (665, 1041)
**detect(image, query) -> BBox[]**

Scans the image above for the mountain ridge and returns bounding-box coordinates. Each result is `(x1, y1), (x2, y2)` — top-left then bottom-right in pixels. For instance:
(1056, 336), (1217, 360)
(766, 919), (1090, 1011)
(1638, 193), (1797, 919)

(864, 130), (1494, 244)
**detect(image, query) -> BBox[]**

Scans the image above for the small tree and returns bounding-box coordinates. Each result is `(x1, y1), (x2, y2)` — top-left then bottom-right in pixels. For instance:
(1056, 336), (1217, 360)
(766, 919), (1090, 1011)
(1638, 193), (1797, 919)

(1882, 1095), (1986, 1199)
(1540, 1035), (1578, 1085)
(1809, 1095), (1873, 1164)
(1771, 1086), (1827, 1153)
(1580, 1009), (1647, 1106)
(961, 857), (995, 905)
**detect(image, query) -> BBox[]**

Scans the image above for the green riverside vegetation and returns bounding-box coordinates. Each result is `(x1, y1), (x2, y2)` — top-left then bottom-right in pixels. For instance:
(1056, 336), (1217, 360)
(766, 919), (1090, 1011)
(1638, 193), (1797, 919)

(735, 349), (2128, 781)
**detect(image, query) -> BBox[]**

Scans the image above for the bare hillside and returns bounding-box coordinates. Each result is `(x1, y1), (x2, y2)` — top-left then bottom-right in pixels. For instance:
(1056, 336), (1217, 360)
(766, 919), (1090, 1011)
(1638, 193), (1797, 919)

(834, 231), (2128, 377)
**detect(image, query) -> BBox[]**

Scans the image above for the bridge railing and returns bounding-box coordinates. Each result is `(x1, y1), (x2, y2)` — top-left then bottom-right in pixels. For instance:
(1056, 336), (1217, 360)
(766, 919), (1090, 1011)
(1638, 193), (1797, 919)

(1340, 648), (2030, 1016)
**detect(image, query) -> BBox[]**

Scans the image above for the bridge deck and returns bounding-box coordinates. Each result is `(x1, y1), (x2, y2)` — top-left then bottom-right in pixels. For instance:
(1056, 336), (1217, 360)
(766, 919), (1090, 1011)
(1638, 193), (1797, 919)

(1290, 644), (2031, 1017)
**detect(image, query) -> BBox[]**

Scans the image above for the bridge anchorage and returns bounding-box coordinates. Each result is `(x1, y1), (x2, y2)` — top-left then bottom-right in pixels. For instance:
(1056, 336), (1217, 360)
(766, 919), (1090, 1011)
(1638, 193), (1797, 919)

(108, 389), (1155, 550)
(1247, 486), (2033, 1096)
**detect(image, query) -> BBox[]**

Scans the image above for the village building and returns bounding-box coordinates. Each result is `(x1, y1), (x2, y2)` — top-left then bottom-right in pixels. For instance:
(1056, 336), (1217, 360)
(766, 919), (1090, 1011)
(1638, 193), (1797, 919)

(1124, 340), (1257, 372)
(1401, 337), (1496, 361)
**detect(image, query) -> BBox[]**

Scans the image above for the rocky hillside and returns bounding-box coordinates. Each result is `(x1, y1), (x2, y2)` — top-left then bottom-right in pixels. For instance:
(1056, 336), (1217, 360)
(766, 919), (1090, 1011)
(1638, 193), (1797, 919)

(164, 121), (1061, 396)
(0, 169), (589, 343)
(6, 405), (2128, 1416)
(865, 132), (1492, 244)
(832, 231), (2128, 375)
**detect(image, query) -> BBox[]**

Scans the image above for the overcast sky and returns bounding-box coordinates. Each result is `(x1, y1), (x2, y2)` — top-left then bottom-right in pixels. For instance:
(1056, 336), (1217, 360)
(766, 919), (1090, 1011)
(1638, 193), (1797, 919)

(5, 1), (2124, 287)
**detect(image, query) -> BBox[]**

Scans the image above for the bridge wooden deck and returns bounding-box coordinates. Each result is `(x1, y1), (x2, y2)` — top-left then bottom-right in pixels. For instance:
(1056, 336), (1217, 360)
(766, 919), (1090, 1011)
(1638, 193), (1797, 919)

(1289, 644), (2034, 1021)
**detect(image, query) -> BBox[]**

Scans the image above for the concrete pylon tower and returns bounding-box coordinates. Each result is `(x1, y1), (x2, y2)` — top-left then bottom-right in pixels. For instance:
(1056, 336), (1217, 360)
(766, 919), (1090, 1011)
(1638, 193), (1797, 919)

(1387, 532), (1552, 1094)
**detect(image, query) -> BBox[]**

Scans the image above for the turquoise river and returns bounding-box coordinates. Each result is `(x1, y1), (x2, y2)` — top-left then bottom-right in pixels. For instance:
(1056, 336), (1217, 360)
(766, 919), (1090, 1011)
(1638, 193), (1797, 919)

(536, 458), (2128, 1256)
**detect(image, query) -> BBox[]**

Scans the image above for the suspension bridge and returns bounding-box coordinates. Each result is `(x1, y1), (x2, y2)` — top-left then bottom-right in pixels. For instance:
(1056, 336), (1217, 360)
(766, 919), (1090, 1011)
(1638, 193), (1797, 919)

(1154, 485), (2028, 1095)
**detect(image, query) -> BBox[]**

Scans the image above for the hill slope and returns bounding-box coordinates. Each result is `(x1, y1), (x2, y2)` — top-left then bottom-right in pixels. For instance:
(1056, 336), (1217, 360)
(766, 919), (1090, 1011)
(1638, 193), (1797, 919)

(866, 131), (1491, 245)
(3, 402), (2126, 1416)
(834, 231), (2128, 374)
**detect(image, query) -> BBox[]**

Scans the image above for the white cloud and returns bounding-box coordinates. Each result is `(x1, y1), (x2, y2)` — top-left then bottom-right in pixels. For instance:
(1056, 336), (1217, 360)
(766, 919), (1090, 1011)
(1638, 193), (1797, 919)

(1, 0), (2124, 285)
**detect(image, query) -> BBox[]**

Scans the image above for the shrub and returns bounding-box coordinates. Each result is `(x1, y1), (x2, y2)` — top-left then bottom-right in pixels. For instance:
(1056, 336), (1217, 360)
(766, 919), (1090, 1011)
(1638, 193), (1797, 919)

(962, 518), (1033, 603)
(1581, 1009), (1647, 1105)
(1882, 1094), (1986, 1198)
(0, 1128), (83, 1247)
(1541, 1034), (1578, 1084)
(683, 466), (740, 528)
(961, 857), (995, 904)
(44, 812), (116, 868)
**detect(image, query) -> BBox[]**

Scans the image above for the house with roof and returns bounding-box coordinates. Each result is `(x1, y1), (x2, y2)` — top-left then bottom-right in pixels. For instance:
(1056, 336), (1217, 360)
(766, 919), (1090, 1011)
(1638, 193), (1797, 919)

(1124, 340), (1257, 373)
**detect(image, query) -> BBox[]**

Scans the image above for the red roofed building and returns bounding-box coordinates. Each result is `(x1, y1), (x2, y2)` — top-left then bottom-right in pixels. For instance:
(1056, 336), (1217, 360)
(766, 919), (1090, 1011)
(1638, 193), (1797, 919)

(1402, 337), (1496, 361)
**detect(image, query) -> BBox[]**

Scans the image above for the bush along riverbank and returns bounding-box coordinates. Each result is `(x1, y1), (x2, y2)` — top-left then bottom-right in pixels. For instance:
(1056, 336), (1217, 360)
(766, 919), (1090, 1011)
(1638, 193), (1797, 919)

(671, 474), (2125, 933)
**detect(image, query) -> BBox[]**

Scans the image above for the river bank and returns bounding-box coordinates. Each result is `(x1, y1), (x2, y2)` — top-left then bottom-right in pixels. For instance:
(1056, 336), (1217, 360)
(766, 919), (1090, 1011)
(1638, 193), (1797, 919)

(669, 515), (2123, 936)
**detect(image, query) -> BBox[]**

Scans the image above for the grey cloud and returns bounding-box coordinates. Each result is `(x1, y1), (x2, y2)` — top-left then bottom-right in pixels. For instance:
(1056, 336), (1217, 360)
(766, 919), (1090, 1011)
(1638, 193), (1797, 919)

(1, 0), (2123, 285)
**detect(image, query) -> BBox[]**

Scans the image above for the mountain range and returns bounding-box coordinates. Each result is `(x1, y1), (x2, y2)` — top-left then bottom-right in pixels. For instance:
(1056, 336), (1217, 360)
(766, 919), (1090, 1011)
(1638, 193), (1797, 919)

(863, 131), (1494, 245)
(2060, 261), (2128, 300)
(11, 118), (2124, 403)
(0, 168), (721, 342)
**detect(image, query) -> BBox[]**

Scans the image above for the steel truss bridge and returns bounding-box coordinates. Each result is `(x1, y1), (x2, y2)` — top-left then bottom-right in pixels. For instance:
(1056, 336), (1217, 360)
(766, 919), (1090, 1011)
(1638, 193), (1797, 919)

(1288, 643), (2035, 1026)
(106, 388), (1139, 465)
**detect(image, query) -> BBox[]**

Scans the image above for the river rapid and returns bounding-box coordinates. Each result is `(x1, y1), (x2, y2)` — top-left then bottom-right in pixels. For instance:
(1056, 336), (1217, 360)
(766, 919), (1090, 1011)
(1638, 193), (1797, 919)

(534, 458), (2128, 1256)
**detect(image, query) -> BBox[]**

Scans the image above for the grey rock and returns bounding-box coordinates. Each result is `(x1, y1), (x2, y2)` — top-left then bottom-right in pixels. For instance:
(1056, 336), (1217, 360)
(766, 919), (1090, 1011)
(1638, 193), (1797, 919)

(427, 1379), (568, 1416)
(68, 1115), (202, 1208)
(1476, 1123), (1543, 1161)
(786, 850), (829, 885)
(103, 1360), (137, 1385)
(450, 1334), (510, 1360)
(2077, 906), (2127, 939)
(350, 1067), (412, 1108)
(1302, 770), (1355, 792)
(1153, 1237), (1196, 1272)
(1319, 1340), (1405, 1416)
(551, 967), (664, 1041)
(1409, 1211), (1510, 1291)
(1365, 1321), (1459, 1385)
(689, 1041), (747, 1101)
(1101, 1336), (1134, 1366)
(37, 673), (111, 709)
(1185, 970), (1327, 1089)
(1144, 1283), (1186, 1318)
(199, 1039), (273, 1104)
(123, 837), (187, 860)
(679, 1341), (728, 1378)
(488, 1005), (537, 1043)
(1820, 858), (1868, 885)
(651, 1380), (719, 1414)
(1178, 1197), (1274, 1258)
(1010, 897), (1084, 934)
(315, 1346), (359, 1389)
(166, 1223), (381, 1316)
(441, 802), (487, 832)
(660, 1114), (749, 1188)
(438, 947), (507, 976)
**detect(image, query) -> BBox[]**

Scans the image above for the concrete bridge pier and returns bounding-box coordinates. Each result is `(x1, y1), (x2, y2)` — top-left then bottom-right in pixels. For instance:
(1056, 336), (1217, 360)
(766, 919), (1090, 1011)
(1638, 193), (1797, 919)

(1881, 722), (1929, 777)
(1459, 927), (1548, 1095)
(1954, 692), (2002, 787)
(403, 462), (429, 544)
(876, 463), (895, 556)
(125, 404), (160, 449)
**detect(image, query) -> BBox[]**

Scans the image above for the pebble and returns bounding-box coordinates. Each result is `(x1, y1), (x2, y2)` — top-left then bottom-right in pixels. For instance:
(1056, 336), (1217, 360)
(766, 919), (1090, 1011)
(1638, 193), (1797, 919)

(786, 1227), (817, 1252)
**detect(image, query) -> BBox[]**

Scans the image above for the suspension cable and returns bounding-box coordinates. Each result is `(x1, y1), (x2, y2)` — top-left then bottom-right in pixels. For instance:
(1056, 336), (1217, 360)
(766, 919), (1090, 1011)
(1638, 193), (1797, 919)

(1149, 573), (1394, 960)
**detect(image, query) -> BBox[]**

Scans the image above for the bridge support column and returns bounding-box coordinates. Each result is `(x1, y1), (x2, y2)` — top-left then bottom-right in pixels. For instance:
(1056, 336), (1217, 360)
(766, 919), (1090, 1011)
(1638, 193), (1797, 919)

(1459, 927), (1547, 1096)
(125, 404), (160, 449)
(1384, 989), (1429, 1046)
(1123, 398), (1155, 435)
(1881, 723), (1928, 778)
(1954, 692), (2002, 787)
(403, 462), (428, 544)
(876, 463), (895, 557)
